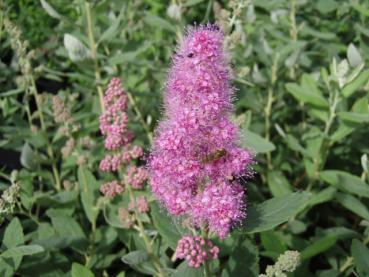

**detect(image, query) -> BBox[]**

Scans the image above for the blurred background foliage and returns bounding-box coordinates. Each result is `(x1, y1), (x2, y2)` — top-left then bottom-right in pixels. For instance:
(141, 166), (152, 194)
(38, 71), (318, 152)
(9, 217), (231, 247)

(0, 0), (369, 276)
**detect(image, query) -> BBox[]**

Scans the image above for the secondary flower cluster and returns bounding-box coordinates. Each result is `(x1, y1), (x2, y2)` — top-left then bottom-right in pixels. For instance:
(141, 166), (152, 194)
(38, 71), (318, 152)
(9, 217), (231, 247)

(148, 25), (253, 238)
(99, 78), (147, 197)
(175, 236), (219, 268)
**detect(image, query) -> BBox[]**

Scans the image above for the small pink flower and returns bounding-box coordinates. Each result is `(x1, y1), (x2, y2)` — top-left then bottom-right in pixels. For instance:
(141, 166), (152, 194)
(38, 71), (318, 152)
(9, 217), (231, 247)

(128, 196), (150, 213)
(100, 181), (124, 197)
(118, 207), (134, 228)
(130, 145), (144, 159)
(127, 166), (148, 189)
(175, 236), (219, 268)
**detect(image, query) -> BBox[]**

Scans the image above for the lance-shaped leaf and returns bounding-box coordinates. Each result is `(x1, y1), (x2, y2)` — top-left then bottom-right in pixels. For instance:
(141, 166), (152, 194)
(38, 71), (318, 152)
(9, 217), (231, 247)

(241, 192), (311, 234)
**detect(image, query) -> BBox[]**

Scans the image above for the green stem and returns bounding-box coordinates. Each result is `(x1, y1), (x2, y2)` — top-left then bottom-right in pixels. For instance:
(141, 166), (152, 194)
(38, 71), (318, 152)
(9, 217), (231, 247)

(126, 92), (153, 144)
(307, 88), (340, 191)
(84, 1), (105, 112)
(289, 0), (298, 79)
(201, 228), (212, 277)
(126, 184), (165, 277)
(30, 77), (61, 191)
(264, 55), (279, 170)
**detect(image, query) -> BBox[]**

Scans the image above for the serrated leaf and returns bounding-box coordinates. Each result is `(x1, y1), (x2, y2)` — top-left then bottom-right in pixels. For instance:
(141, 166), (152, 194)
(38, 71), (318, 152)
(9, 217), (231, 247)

(243, 130), (275, 153)
(241, 192), (311, 234)
(71, 263), (95, 277)
(3, 217), (24, 249)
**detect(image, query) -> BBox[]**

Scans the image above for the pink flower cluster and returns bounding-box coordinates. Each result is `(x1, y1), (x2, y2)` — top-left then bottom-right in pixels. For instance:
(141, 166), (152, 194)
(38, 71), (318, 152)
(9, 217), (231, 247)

(148, 25), (253, 238)
(175, 236), (219, 268)
(127, 166), (148, 189)
(100, 181), (124, 197)
(129, 196), (150, 213)
(99, 78), (147, 196)
(99, 145), (144, 172)
(100, 78), (130, 150)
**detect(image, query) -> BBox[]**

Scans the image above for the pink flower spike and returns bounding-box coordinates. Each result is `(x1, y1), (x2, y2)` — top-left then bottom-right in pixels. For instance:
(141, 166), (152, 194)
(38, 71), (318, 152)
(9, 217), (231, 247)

(148, 24), (253, 238)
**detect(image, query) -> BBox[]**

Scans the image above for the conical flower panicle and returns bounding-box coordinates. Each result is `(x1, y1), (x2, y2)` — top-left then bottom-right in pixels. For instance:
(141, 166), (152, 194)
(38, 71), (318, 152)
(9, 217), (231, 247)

(148, 25), (253, 238)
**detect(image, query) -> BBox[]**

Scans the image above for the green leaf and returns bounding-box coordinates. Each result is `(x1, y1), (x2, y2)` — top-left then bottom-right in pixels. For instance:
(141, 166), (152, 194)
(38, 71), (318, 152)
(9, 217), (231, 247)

(108, 43), (151, 65)
(301, 236), (338, 260)
(122, 250), (149, 265)
(338, 112), (369, 123)
(261, 231), (287, 254)
(1, 245), (44, 258)
(71, 263), (95, 277)
(3, 217), (24, 249)
(40, 0), (62, 19)
(221, 238), (259, 277)
(320, 170), (369, 198)
(267, 171), (292, 197)
(172, 262), (203, 277)
(241, 192), (311, 234)
(98, 7), (124, 44)
(285, 83), (329, 108)
(315, 0), (339, 14)
(183, 0), (205, 7)
(64, 33), (91, 62)
(121, 250), (156, 275)
(351, 239), (369, 276)
(347, 43), (363, 67)
(307, 187), (336, 207)
(144, 14), (176, 32)
(243, 130), (275, 153)
(151, 202), (184, 250)
(342, 69), (369, 97)
(49, 212), (86, 240)
(20, 142), (37, 170)
(283, 134), (312, 158)
(77, 166), (99, 224)
(336, 192), (369, 221)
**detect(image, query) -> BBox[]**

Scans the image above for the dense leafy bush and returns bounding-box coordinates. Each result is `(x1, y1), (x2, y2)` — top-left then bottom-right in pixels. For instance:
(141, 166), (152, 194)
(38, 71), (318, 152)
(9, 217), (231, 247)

(0, 0), (369, 276)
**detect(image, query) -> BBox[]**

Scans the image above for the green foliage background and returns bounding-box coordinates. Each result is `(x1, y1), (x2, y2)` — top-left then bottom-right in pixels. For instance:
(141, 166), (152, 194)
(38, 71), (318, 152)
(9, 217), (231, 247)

(0, 0), (369, 276)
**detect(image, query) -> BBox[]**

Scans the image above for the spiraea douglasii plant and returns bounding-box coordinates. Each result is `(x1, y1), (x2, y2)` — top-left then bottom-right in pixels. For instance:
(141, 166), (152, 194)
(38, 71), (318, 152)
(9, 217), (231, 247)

(0, 0), (369, 277)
